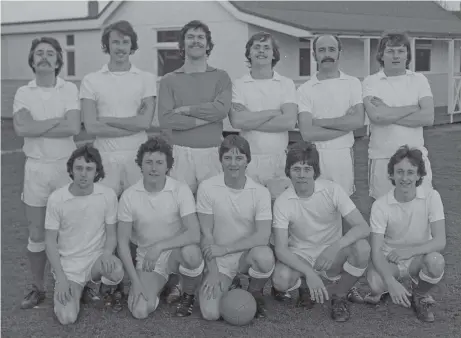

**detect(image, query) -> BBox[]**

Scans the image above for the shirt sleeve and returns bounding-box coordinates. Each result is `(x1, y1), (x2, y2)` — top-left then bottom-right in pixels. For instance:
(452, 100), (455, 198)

(105, 190), (118, 225)
(333, 184), (357, 216)
(143, 72), (158, 98)
(231, 80), (245, 105)
(117, 191), (134, 223)
(282, 79), (298, 105)
(416, 73), (433, 99)
(65, 82), (80, 111)
(272, 196), (290, 229)
(370, 201), (388, 234)
(350, 78), (363, 106)
(196, 182), (213, 215)
(297, 85), (313, 113)
(79, 75), (96, 100)
(428, 190), (445, 222)
(13, 87), (30, 113)
(178, 184), (197, 217)
(44, 194), (61, 230)
(255, 187), (272, 221)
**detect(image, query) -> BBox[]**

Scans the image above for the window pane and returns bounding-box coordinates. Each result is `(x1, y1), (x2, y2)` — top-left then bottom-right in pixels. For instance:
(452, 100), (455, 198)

(67, 51), (75, 76)
(158, 49), (183, 76)
(157, 30), (181, 43)
(299, 48), (311, 76)
(415, 49), (431, 72)
(66, 34), (74, 46)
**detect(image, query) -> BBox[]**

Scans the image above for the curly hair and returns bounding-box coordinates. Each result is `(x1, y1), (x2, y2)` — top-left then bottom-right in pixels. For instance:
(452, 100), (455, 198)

(28, 37), (64, 76)
(219, 134), (251, 163)
(178, 20), (214, 60)
(387, 145), (426, 187)
(285, 141), (321, 179)
(376, 31), (412, 68)
(67, 144), (105, 182)
(101, 20), (139, 54)
(135, 136), (174, 172)
(245, 32), (281, 68)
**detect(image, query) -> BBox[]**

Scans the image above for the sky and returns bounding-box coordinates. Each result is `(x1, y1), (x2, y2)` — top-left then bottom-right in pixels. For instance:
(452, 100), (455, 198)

(1, 0), (110, 23)
(1, 0), (460, 24)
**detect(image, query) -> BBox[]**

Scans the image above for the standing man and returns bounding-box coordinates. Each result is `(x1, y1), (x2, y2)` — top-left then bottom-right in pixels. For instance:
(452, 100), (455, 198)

(158, 20), (232, 195)
(298, 35), (365, 197)
(13, 37), (81, 309)
(80, 20), (157, 307)
(271, 142), (371, 322)
(362, 31), (434, 201)
(198, 135), (275, 320)
(229, 32), (297, 201)
(45, 145), (124, 325)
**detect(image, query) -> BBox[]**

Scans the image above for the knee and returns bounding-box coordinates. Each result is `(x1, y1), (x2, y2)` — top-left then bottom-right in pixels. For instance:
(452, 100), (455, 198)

(55, 305), (78, 325)
(130, 299), (153, 320)
(272, 263), (295, 292)
(351, 239), (371, 263)
(200, 302), (221, 321)
(249, 246), (275, 273)
(104, 258), (124, 283)
(366, 266), (386, 294)
(180, 244), (203, 269)
(423, 252), (445, 277)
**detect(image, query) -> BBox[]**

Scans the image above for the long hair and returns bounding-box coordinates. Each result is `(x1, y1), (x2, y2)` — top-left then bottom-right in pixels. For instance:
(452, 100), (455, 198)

(376, 31), (412, 68)
(67, 144), (105, 182)
(387, 145), (426, 186)
(28, 37), (64, 76)
(101, 20), (139, 54)
(285, 142), (320, 179)
(135, 136), (174, 173)
(245, 32), (281, 68)
(178, 20), (214, 60)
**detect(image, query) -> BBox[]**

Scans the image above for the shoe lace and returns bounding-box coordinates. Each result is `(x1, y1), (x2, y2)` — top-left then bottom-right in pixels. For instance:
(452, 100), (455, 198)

(349, 287), (361, 299)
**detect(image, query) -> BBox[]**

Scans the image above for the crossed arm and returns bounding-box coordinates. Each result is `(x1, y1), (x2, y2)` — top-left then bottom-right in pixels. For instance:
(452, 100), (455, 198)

(298, 110), (349, 142)
(312, 103), (365, 132)
(229, 102), (298, 132)
(13, 108), (81, 138)
(364, 96), (434, 128)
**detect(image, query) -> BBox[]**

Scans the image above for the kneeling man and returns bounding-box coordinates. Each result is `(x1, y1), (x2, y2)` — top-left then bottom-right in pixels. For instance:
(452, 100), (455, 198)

(198, 135), (275, 320)
(271, 142), (370, 322)
(367, 145), (445, 323)
(117, 137), (204, 319)
(45, 145), (124, 325)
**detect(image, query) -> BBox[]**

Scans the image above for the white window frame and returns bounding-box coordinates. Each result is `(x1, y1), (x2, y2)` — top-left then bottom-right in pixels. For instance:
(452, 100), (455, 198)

(153, 27), (182, 78)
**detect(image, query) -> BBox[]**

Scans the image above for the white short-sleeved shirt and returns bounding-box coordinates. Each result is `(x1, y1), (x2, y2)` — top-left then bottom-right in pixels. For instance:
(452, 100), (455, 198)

(362, 70), (433, 159)
(272, 179), (356, 257)
(45, 183), (118, 258)
(13, 78), (79, 161)
(297, 72), (363, 150)
(232, 72), (297, 155)
(80, 64), (157, 152)
(196, 173), (272, 245)
(117, 177), (196, 257)
(370, 187), (444, 249)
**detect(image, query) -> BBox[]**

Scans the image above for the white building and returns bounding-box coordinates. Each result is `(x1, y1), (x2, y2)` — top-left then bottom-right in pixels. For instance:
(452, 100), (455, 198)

(2, 0), (461, 121)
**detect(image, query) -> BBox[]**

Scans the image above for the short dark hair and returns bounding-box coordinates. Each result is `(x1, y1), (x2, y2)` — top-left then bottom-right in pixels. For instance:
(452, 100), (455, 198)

(219, 135), (251, 163)
(312, 35), (342, 57)
(376, 31), (412, 68)
(285, 142), (321, 179)
(179, 20), (214, 60)
(101, 20), (138, 54)
(387, 145), (426, 187)
(135, 136), (174, 172)
(28, 37), (64, 76)
(245, 32), (281, 68)
(67, 144), (105, 182)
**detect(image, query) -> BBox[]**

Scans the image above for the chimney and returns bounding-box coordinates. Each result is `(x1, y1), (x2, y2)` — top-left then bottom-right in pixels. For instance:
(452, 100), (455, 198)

(88, 1), (99, 18)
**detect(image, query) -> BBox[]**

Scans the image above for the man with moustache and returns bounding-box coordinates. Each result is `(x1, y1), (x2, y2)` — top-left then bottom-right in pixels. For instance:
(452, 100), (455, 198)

(197, 135), (275, 320)
(45, 145), (124, 325)
(271, 142), (370, 322)
(362, 32), (434, 201)
(13, 37), (81, 309)
(80, 20), (157, 309)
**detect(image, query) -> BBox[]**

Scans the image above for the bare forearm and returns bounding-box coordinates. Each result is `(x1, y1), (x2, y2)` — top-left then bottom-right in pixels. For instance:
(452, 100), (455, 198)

(372, 250), (396, 284)
(45, 243), (66, 281)
(86, 121), (136, 137)
(118, 242), (141, 284)
(369, 105), (419, 125)
(255, 114), (296, 132)
(314, 115), (363, 132)
(224, 233), (269, 254)
(394, 109), (434, 127)
(103, 117), (148, 132)
(15, 119), (60, 137)
(103, 233), (118, 255)
(338, 226), (370, 250)
(155, 229), (200, 252)
(301, 126), (348, 142)
(408, 239), (446, 257)
(276, 247), (316, 277)
(43, 121), (80, 138)
(231, 109), (280, 130)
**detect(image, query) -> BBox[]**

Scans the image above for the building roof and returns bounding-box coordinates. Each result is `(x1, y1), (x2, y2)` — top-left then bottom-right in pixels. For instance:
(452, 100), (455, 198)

(230, 1), (461, 38)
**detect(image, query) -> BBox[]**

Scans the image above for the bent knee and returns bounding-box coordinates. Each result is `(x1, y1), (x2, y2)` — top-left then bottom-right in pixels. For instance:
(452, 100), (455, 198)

(272, 263), (297, 292)
(351, 239), (371, 261)
(366, 267), (386, 294)
(423, 252), (445, 276)
(181, 244), (203, 269)
(55, 306), (78, 325)
(249, 246), (275, 272)
(200, 302), (221, 321)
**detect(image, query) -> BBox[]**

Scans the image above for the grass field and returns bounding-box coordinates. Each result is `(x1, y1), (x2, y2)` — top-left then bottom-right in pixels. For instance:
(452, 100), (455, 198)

(2, 121), (461, 337)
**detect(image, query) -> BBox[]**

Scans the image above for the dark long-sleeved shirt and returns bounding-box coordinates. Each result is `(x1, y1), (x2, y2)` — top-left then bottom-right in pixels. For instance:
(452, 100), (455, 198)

(158, 65), (232, 148)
